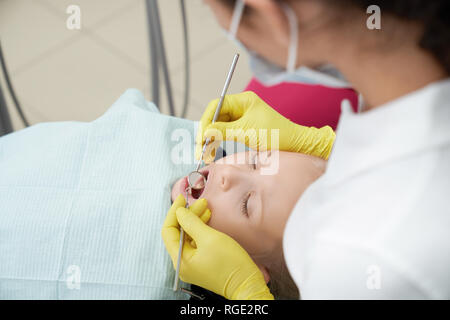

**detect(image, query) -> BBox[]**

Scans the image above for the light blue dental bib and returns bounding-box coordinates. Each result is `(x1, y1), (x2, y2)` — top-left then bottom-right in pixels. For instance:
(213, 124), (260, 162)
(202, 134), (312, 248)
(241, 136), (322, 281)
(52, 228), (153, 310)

(0, 89), (194, 299)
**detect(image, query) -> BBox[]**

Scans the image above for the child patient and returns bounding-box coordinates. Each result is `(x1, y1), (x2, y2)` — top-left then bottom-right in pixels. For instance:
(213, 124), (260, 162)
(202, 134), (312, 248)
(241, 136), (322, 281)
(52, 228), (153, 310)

(171, 150), (326, 299)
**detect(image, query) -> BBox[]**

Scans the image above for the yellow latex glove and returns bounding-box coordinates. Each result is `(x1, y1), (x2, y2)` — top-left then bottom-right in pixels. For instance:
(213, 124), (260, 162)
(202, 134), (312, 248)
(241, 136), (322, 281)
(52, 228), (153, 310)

(196, 91), (335, 163)
(162, 195), (212, 249)
(161, 195), (274, 300)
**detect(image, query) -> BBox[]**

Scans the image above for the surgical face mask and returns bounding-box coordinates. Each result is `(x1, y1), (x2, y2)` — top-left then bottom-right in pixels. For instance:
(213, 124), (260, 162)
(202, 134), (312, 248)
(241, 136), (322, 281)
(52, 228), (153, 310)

(226, 0), (350, 88)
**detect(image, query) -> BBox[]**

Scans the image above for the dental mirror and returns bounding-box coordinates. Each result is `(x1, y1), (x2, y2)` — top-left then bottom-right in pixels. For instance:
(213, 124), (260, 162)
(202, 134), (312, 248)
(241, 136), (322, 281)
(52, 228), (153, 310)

(187, 171), (207, 191)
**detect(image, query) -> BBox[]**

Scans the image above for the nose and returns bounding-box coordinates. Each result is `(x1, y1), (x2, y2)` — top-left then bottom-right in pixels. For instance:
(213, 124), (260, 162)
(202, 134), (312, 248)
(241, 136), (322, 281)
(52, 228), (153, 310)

(217, 165), (238, 192)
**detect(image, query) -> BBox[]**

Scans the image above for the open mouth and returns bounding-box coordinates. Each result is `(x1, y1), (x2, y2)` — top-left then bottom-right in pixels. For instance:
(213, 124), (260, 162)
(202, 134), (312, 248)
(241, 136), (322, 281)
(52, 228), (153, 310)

(190, 169), (209, 200)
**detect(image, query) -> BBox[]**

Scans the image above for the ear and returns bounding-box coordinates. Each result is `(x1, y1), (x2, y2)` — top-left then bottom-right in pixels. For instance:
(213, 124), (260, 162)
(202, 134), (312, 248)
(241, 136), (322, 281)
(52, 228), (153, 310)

(257, 264), (271, 284)
(244, 0), (289, 41)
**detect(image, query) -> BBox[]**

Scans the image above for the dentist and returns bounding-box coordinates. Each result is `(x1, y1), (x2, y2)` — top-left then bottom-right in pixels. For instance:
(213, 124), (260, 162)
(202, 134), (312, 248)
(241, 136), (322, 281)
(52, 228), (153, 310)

(162, 0), (450, 299)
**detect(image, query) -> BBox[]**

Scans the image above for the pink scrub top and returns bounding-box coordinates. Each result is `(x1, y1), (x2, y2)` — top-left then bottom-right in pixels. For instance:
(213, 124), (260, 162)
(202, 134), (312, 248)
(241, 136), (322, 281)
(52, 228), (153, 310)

(244, 78), (359, 130)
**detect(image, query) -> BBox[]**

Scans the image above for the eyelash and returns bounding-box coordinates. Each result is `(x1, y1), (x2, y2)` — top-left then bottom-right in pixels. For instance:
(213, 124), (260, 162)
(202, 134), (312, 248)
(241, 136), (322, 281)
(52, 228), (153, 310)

(241, 192), (251, 217)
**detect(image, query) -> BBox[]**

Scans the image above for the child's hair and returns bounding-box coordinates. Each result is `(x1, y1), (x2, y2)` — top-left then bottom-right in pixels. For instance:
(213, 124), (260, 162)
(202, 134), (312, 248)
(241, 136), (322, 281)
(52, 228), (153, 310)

(260, 245), (300, 300)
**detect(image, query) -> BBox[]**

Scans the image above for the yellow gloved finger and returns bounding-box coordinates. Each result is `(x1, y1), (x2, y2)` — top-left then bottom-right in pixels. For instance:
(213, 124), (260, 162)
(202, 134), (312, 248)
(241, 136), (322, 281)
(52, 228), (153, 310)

(197, 95), (246, 142)
(175, 207), (212, 270)
(203, 118), (244, 140)
(174, 207), (208, 264)
(189, 197), (212, 223)
(189, 208), (211, 248)
(162, 194), (185, 230)
(182, 199), (210, 245)
(195, 93), (249, 160)
(161, 194), (186, 265)
(164, 197), (209, 238)
(195, 124), (226, 163)
(203, 117), (263, 150)
(288, 125), (336, 160)
(176, 207), (212, 248)
(199, 208), (211, 224)
(196, 138), (222, 164)
(162, 198), (211, 259)
(188, 198), (208, 217)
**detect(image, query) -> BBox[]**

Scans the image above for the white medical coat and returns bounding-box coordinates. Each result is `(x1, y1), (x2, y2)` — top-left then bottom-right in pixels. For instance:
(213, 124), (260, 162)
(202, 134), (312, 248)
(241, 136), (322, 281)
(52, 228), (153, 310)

(283, 79), (450, 299)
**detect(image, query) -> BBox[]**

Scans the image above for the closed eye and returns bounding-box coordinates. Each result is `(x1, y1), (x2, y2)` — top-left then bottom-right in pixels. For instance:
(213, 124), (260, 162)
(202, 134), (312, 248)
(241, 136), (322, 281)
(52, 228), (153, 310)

(240, 192), (251, 217)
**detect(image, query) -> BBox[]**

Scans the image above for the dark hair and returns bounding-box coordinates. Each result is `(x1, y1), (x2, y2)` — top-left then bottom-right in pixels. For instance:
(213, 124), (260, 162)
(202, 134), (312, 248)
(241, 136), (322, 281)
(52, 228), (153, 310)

(218, 0), (450, 74)
(343, 0), (450, 74)
(267, 250), (300, 300)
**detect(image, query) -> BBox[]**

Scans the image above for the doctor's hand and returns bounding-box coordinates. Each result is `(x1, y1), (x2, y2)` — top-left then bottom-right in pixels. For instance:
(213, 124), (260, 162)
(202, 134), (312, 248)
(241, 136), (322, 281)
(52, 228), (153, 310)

(161, 195), (274, 300)
(196, 91), (335, 163)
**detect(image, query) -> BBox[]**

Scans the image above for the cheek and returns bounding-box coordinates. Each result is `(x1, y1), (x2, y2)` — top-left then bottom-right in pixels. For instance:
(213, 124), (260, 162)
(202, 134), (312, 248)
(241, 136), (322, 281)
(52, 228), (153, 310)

(171, 177), (184, 202)
(263, 189), (299, 240)
(206, 203), (267, 256)
(206, 200), (233, 234)
(206, 198), (247, 244)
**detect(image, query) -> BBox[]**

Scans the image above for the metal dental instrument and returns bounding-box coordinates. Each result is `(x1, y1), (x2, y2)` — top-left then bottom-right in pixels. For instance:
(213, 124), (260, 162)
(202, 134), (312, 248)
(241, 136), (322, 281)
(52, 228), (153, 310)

(173, 53), (240, 292)
(187, 52), (240, 191)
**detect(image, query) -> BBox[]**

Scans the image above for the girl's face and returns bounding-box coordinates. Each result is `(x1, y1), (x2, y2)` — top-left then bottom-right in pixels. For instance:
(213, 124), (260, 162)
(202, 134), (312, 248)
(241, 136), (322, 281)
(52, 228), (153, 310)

(171, 151), (326, 262)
